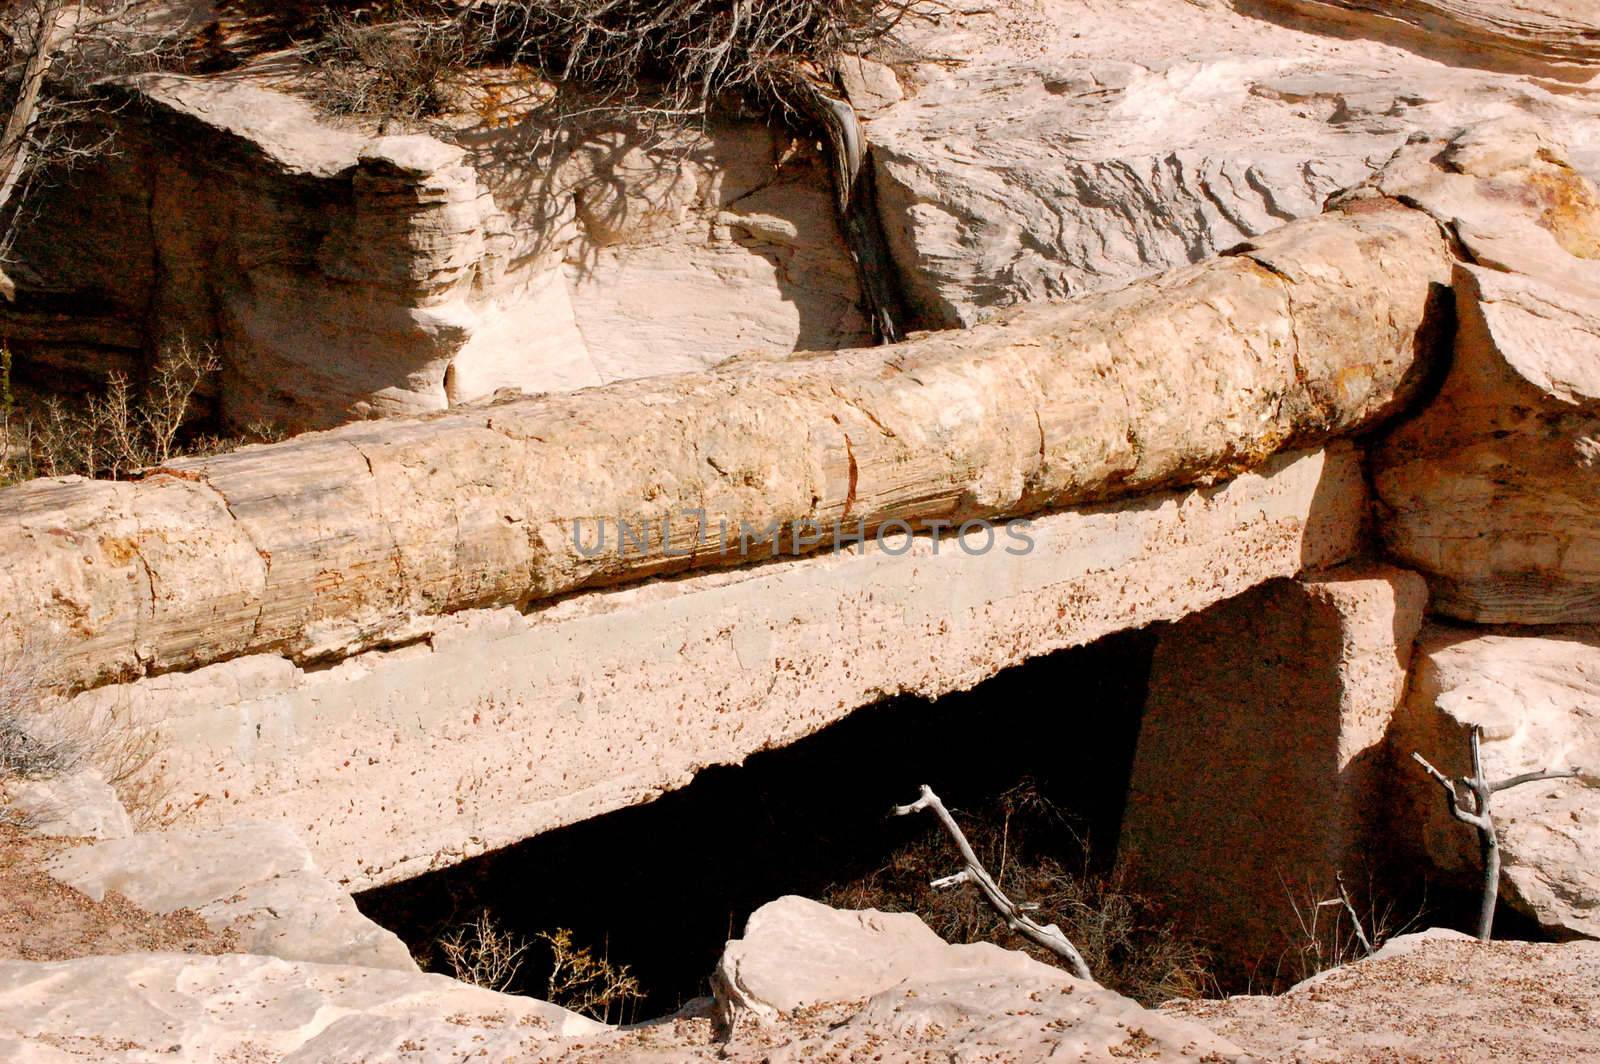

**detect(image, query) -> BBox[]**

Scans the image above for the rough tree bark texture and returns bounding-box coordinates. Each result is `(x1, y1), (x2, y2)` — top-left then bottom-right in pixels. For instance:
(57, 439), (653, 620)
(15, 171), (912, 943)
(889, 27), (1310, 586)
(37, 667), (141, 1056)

(0, 197), (1452, 691)
(795, 75), (910, 342)
(0, 0), (70, 288)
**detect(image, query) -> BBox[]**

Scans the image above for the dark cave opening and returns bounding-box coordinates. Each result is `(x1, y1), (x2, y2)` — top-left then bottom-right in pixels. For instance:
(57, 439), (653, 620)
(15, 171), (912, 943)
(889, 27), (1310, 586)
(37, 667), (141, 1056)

(355, 627), (1160, 1016)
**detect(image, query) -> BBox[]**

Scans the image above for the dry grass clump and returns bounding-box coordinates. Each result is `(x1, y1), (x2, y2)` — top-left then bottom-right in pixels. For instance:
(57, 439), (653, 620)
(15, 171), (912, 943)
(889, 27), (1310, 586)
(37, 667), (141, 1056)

(0, 638), (167, 827)
(309, 4), (483, 124)
(0, 650), (75, 786)
(826, 781), (1214, 1006)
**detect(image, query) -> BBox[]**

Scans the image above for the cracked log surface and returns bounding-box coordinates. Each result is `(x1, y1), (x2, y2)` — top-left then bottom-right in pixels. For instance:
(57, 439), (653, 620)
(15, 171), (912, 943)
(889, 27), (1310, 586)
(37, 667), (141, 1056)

(0, 197), (1452, 691)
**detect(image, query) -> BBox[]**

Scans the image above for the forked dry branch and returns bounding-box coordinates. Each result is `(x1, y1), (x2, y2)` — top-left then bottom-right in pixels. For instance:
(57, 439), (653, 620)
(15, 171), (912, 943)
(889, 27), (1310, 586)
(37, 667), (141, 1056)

(1413, 725), (1589, 940)
(892, 784), (1094, 981)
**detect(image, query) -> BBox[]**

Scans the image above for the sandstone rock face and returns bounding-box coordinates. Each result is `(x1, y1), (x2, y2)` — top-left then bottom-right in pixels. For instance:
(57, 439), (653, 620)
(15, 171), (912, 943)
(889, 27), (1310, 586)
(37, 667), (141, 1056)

(0, 196), (1449, 692)
(4, 77), (867, 431)
(3, 770), (132, 841)
(1371, 121), (1600, 623)
(710, 897), (1243, 1062)
(1390, 624), (1600, 938)
(44, 822), (418, 970)
(867, 0), (1600, 327)
(465, 121), (871, 383)
(0, 953), (601, 1062)
(1171, 931), (1600, 1062)
(59, 446), (1365, 888)
(1121, 563), (1428, 979)
(1252, 0), (1600, 72)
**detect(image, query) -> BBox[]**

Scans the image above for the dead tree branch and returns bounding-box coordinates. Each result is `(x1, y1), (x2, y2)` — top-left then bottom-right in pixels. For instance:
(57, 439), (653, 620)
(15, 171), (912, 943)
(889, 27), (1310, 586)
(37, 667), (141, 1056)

(892, 784), (1094, 981)
(1412, 725), (1586, 940)
(1315, 871), (1373, 957)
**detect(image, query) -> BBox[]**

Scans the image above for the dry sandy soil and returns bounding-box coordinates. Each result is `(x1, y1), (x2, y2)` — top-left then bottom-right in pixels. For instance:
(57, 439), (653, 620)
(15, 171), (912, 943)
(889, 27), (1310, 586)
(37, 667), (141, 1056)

(0, 826), (235, 962)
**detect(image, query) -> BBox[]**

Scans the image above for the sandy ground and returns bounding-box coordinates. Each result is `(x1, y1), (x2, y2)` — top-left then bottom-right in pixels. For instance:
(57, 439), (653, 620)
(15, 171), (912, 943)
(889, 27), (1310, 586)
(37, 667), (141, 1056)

(0, 826), (235, 963)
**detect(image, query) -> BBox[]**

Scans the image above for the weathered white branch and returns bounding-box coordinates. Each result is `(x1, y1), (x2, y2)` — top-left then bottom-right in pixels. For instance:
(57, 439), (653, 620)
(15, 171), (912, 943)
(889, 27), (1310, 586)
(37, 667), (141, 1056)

(1413, 726), (1592, 940)
(892, 784), (1093, 981)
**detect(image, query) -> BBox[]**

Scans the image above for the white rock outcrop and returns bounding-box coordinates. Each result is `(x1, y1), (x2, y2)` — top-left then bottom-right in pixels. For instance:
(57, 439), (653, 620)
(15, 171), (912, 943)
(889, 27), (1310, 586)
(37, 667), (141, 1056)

(866, 0), (1600, 327)
(5, 77), (867, 431)
(1171, 930), (1600, 1062)
(0, 953), (601, 1063)
(710, 897), (1243, 1062)
(713, 896), (1052, 1027)
(1371, 119), (1600, 624)
(1390, 625), (1600, 938)
(4, 769), (132, 841)
(43, 822), (418, 971)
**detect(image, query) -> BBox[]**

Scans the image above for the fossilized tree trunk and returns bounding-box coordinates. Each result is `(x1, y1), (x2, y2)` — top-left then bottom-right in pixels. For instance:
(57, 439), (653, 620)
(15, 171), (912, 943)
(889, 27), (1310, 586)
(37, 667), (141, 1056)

(0, 197), (1452, 691)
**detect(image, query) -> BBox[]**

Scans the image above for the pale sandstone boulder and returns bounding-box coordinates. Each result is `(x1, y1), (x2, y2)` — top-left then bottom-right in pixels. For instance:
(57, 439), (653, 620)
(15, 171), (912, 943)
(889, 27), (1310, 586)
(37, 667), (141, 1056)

(3, 769), (132, 840)
(867, 0), (1600, 327)
(10, 75), (577, 431)
(0, 953), (601, 1063)
(1389, 624), (1600, 938)
(44, 822), (417, 971)
(1370, 120), (1600, 623)
(710, 897), (1244, 1062)
(1170, 931), (1600, 1062)
(0, 195), (1451, 692)
(1121, 564), (1428, 980)
(713, 896), (1048, 1027)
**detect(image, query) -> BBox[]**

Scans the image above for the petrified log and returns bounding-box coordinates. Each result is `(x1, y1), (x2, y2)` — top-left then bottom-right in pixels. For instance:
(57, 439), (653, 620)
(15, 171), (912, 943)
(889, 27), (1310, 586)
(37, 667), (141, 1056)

(0, 197), (1452, 689)
(1250, 0), (1600, 72)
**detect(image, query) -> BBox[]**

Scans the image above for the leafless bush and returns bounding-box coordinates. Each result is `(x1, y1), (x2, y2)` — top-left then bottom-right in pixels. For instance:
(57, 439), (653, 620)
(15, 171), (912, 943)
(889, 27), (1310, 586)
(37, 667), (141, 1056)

(3, 334), (224, 482)
(1272, 871), (1424, 987)
(1, 2), (188, 280)
(440, 910), (531, 992)
(309, 7), (483, 126)
(0, 644), (77, 781)
(536, 927), (644, 1025)
(0, 633), (167, 825)
(479, 0), (933, 129)
(827, 781), (1213, 1006)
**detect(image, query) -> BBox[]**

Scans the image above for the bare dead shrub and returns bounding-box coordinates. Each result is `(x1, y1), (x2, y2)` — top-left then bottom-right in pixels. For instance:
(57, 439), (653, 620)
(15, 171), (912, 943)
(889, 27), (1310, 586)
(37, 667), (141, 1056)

(0, 632), (167, 826)
(826, 781), (1213, 1006)
(2, 334), (232, 482)
(477, 0), (934, 129)
(1272, 871), (1424, 986)
(0, 644), (77, 782)
(309, 6), (483, 126)
(536, 926), (644, 1025)
(440, 910), (530, 992)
